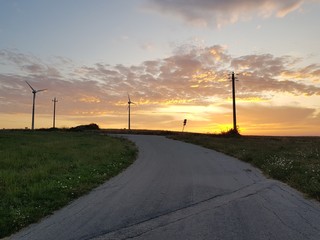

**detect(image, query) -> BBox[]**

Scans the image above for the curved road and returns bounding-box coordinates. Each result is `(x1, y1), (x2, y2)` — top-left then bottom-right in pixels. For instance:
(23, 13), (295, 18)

(11, 135), (320, 240)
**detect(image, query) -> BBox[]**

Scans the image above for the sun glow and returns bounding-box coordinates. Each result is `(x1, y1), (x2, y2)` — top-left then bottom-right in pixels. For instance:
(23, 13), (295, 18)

(216, 124), (234, 133)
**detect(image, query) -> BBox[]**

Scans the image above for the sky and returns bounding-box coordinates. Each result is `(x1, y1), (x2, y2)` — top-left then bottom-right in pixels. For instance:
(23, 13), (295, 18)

(0, 0), (320, 136)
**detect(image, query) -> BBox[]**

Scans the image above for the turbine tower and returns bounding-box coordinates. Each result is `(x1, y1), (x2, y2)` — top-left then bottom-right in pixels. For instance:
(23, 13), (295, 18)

(127, 94), (135, 130)
(26, 81), (47, 130)
(52, 97), (58, 128)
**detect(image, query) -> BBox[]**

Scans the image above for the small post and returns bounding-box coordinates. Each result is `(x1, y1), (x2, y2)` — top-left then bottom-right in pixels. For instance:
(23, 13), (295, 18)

(182, 119), (187, 132)
(52, 97), (58, 128)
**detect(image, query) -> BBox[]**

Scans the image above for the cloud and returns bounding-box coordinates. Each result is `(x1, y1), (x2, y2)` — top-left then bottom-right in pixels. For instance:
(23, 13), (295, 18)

(0, 49), (64, 78)
(144, 0), (315, 27)
(238, 104), (316, 123)
(0, 46), (319, 133)
(236, 104), (320, 135)
(1, 46), (319, 106)
(140, 42), (156, 51)
(230, 53), (320, 96)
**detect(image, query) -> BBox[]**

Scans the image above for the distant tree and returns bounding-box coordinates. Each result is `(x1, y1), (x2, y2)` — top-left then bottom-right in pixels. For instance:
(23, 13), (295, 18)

(69, 123), (100, 131)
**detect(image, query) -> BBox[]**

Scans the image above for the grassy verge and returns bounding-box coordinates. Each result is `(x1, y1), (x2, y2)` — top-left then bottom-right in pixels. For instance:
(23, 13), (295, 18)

(0, 130), (137, 238)
(170, 133), (320, 201)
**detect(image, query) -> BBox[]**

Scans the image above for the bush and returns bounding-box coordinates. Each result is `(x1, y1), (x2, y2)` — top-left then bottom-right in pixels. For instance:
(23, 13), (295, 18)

(220, 128), (241, 137)
(69, 123), (100, 132)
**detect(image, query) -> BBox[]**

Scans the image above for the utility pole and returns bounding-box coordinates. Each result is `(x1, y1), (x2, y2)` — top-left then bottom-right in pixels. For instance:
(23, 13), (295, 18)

(52, 97), (58, 128)
(231, 72), (238, 133)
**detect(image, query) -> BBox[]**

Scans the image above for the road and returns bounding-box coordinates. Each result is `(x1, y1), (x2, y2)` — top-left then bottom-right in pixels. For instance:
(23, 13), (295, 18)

(11, 135), (320, 240)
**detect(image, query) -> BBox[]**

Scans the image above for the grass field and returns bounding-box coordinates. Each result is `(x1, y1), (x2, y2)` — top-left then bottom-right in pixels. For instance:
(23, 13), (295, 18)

(0, 130), (137, 238)
(1, 129), (319, 237)
(170, 133), (320, 201)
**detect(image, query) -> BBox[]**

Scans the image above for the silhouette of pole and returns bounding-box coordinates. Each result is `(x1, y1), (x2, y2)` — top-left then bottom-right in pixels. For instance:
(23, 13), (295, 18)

(52, 97), (58, 128)
(231, 72), (237, 132)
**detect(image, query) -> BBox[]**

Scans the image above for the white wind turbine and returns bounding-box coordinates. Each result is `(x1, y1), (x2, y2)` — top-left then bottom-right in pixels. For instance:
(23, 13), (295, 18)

(127, 94), (135, 130)
(26, 81), (47, 130)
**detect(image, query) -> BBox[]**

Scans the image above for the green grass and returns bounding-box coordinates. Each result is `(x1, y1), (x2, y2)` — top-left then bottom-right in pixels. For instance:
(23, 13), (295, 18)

(0, 130), (137, 238)
(170, 133), (320, 201)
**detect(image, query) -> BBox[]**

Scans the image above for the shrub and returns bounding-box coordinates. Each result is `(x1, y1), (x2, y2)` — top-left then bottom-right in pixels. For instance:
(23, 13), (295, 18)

(69, 123), (100, 132)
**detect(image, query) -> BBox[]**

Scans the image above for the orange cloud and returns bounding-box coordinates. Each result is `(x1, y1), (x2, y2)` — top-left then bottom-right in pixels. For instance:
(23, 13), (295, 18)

(1, 46), (320, 135)
(79, 96), (101, 103)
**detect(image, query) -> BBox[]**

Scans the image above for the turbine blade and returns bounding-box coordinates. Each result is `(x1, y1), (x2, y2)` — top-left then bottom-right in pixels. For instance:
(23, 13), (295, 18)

(25, 81), (35, 91)
(36, 89), (47, 93)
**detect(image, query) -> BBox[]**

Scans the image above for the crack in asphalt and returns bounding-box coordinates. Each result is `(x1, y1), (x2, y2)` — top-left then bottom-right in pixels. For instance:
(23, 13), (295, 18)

(90, 180), (276, 240)
(258, 196), (309, 239)
(260, 185), (320, 235)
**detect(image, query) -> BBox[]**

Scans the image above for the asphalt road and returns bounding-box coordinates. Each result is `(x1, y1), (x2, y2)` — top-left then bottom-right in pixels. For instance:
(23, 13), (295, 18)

(11, 135), (320, 240)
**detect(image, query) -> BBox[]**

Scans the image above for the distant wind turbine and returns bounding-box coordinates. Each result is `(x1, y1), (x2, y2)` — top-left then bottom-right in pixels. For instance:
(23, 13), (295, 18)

(127, 94), (135, 130)
(26, 81), (47, 130)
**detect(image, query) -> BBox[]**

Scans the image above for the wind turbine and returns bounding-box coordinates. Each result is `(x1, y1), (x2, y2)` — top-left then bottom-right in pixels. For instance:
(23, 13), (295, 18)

(127, 94), (135, 130)
(26, 81), (47, 130)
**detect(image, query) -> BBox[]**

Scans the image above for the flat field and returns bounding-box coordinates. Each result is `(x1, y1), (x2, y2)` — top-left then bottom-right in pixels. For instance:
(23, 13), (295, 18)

(170, 134), (320, 201)
(0, 130), (137, 238)
(1, 129), (319, 238)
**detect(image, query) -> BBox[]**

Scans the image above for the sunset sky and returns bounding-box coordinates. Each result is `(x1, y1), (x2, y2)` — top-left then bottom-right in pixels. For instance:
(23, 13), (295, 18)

(1, 0), (320, 135)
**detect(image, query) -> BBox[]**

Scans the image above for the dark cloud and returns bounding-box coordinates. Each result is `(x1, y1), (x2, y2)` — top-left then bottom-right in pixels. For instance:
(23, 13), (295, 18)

(0, 49), (64, 79)
(144, 0), (315, 27)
